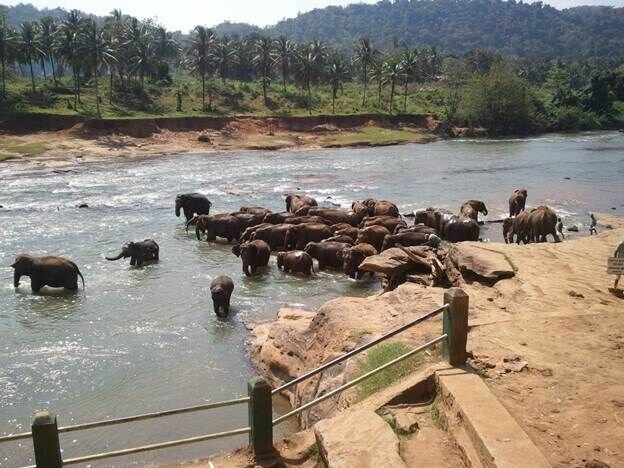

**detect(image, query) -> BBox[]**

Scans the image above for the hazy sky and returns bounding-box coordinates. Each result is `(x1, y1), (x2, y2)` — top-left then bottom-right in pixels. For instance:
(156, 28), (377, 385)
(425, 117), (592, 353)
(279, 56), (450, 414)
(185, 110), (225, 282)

(3, 0), (623, 31)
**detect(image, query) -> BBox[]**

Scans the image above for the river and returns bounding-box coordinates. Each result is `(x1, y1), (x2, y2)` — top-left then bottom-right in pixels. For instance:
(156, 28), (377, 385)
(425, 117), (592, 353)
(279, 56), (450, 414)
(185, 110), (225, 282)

(1, 131), (623, 466)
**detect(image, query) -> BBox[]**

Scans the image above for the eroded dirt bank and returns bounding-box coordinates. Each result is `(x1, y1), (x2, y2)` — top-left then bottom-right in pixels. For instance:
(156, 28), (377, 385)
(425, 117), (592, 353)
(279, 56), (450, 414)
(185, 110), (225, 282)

(250, 213), (624, 467)
(0, 113), (439, 166)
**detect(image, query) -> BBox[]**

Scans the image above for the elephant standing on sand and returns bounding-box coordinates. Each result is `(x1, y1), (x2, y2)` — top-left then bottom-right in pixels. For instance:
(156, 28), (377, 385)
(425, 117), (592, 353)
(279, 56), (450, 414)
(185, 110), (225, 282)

(509, 190), (528, 217)
(106, 239), (159, 266)
(12, 254), (85, 292)
(460, 200), (488, 222)
(175, 193), (212, 221)
(232, 240), (271, 276)
(210, 276), (234, 317)
(527, 206), (560, 243)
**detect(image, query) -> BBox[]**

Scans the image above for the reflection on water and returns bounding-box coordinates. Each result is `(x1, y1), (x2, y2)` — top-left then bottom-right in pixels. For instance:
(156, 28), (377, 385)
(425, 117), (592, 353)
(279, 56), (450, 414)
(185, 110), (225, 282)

(1, 131), (623, 465)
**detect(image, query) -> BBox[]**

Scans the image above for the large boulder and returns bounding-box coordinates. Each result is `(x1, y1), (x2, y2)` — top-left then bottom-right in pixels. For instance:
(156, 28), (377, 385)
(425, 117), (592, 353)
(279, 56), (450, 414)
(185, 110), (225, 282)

(314, 409), (406, 468)
(448, 243), (515, 284)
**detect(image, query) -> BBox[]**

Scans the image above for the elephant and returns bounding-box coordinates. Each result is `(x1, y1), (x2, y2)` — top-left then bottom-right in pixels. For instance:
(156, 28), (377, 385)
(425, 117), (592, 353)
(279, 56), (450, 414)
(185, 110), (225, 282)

(106, 239), (159, 266)
(460, 200), (488, 222)
(250, 223), (295, 250)
(283, 215), (332, 225)
(303, 208), (364, 226)
(341, 243), (378, 279)
(362, 199), (400, 217)
(509, 189), (528, 217)
(263, 212), (292, 224)
(284, 223), (333, 250)
(210, 276), (234, 317)
(175, 193), (212, 221)
(276, 251), (314, 275)
(351, 201), (370, 217)
(394, 224), (438, 236)
(230, 211), (266, 230)
(356, 225), (391, 252)
(440, 216), (480, 242)
(503, 212), (531, 244)
(413, 208), (454, 232)
(329, 223), (359, 240)
(285, 193), (318, 214)
(381, 232), (430, 251)
(11, 254), (85, 292)
(232, 240), (271, 276)
(304, 241), (351, 270)
(240, 223), (272, 243)
(360, 215), (407, 233)
(527, 206), (560, 243)
(323, 235), (355, 245)
(195, 214), (246, 242)
(239, 206), (272, 217)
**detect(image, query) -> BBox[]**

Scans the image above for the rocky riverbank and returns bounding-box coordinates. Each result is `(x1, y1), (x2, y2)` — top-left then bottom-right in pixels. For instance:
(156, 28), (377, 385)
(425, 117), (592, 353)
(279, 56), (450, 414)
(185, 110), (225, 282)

(249, 213), (624, 467)
(0, 113), (441, 166)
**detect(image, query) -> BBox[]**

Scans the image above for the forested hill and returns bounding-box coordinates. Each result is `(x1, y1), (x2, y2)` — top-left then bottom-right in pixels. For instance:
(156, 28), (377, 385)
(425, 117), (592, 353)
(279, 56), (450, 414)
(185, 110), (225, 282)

(266, 0), (624, 59)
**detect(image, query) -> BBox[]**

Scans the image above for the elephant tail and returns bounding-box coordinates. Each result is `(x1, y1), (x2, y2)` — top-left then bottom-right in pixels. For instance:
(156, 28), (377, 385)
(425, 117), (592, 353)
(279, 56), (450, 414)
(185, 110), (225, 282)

(71, 262), (85, 289)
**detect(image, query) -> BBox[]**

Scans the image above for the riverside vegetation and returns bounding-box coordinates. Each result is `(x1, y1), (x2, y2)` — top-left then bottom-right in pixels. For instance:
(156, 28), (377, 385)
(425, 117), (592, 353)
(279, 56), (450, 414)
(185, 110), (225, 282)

(0, 5), (623, 135)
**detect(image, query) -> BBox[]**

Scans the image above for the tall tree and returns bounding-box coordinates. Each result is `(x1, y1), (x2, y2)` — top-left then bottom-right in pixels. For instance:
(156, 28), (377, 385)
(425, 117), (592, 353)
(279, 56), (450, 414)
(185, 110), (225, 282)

(400, 49), (418, 113)
(326, 55), (348, 114)
(384, 59), (401, 113)
(37, 16), (56, 82)
(18, 21), (40, 93)
(187, 25), (215, 111)
(80, 19), (115, 118)
(294, 43), (320, 115)
(274, 35), (293, 91)
(252, 36), (274, 106)
(354, 37), (374, 106)
(0, 15), (15, 99)
(55, 10), (84, 108)
(213, 36), (234, 83)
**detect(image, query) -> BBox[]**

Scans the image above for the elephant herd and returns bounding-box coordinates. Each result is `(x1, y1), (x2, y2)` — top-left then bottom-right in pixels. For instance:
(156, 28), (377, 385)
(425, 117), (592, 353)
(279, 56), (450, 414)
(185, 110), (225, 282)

(9, 187), (561, 316)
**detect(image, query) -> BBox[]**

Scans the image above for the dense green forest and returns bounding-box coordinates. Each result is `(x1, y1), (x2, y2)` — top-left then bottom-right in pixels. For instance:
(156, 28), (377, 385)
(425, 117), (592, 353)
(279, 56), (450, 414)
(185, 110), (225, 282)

(0, 3), (623, 134)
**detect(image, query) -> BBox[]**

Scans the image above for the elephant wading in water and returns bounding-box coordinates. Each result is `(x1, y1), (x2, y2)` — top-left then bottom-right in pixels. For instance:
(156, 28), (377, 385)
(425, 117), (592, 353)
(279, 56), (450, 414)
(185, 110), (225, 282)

(175, 193), (212, 221)
(12, 254), (85, 292)
(232, 240), (270, 276)
(210, 276), (234, 317)
(277, 251), (314, 275)
(503, 212), (531, 244)
(360, 215), (407, 233)
(106, 239), (159, 266)
(250, 224), (295, 250)
(509, 189), (528, 217)
(460, 200), (488, 222)
(195, 214), (245, 242)
(341, 243), (377, 279)
(304, 241), (351, 270)
(528, 206), (560, 243)
(356, 225), (390, 252)
(285, 193), (318, 214)
(441, 216), (480, 242)
(284, 223), (333, 250)
(363, 199), (400, 217)
(303, 208), (364, 226)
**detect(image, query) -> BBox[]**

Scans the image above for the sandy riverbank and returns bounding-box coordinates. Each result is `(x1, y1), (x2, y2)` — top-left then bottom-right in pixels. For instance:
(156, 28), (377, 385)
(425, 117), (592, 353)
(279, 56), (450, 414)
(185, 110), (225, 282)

(241, 213), (624, 467)
(0, 114), (441, 167)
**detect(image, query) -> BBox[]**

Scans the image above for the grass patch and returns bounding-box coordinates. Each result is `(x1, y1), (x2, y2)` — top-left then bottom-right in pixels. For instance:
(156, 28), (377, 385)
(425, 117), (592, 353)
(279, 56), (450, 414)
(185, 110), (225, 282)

(0, 139), (49, 159)
(355, 342), (424, 399)
(320, 127), (426, 147)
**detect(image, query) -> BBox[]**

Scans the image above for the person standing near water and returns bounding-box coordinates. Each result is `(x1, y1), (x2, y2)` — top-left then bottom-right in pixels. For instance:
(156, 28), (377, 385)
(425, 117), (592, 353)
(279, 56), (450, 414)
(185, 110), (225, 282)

(557, 218), (565, 239)
(614, 240), (624, 290)
(589, 213), (598, 235)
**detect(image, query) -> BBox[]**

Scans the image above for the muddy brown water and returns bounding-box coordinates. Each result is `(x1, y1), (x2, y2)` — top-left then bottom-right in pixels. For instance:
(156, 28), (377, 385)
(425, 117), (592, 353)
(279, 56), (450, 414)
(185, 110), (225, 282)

(0, 131), (623, 466)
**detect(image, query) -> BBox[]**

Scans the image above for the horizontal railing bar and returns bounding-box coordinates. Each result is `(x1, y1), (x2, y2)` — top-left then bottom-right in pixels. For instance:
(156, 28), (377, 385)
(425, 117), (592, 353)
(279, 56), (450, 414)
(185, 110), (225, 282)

(56, 396), (250, 434)
(0, 431), (32, 443)
(272, 304), (448, 395)
(272, 334), (447, 426)
(60, 426), (251, 465)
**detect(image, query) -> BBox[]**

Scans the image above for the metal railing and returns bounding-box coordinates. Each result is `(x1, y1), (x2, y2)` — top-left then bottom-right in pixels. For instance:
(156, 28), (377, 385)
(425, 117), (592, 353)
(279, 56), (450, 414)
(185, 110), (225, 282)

(0, 287), (469, 467)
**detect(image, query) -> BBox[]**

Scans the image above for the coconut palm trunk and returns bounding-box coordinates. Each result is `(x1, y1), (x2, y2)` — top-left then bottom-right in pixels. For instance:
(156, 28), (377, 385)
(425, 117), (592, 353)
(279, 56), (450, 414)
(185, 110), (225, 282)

(403, 77), (409, 113)
(93, 64), (101, 118)
(40, 57), (47, 81)
(28, 58), (35, 93)
(362, 64), (367, 106)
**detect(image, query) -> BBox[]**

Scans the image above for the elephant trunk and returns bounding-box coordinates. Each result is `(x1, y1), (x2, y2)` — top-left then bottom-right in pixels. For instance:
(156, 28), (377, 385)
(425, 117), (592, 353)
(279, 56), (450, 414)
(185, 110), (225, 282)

(175, 201), (181, 217)
(13, 270), (20, 288)
(106, 252), (124, 261)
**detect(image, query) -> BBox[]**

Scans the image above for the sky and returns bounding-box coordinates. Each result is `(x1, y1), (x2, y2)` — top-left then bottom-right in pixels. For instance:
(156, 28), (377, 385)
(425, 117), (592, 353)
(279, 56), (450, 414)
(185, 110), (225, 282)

(3, 0), (623, 31)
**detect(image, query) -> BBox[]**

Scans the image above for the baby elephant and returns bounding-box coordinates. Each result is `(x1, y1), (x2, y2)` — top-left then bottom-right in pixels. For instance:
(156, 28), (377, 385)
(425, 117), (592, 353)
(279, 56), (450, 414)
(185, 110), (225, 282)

(106, 239), (159, 266)
(232, 240), (271, 276)
(276, 251), (314, 275)
(11, 254), (85, 292)
(210, 276), (234, 317)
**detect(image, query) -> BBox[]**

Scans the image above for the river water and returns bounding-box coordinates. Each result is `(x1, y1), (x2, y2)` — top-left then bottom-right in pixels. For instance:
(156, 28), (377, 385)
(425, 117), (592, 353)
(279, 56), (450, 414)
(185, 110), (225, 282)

(0, 131), (623, 466)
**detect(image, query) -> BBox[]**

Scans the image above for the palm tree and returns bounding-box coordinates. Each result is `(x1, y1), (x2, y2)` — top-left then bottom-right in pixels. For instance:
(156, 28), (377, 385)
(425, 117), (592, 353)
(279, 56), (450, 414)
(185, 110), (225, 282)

(294, 44), (318, 115)
(187, 25), (215, 111)
(55, 10), (84, 108)
(37, 16), (56, 82)
(0, 16), (16, 99)
(400, 49), (418, 113)
(274, 36), (293, 91)
(354, 37), (374, 106)
(213, 36), (234, 83)
(384, 59), (401, 113)
(326, 55), (348, 114)
(152, 25), (178, 81)
(125, 18), (154, 90)
(18, 21), (41, 93)
(370, 55), (385, 107)
(252, 36), (274, 106)
(104, 9), (126, 90)
(80, 19), (115, 118)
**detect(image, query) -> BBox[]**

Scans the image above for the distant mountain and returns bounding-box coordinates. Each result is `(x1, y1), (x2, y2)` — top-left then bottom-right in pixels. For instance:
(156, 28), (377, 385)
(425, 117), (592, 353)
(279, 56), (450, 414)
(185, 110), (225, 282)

(3, 1), (624, 60)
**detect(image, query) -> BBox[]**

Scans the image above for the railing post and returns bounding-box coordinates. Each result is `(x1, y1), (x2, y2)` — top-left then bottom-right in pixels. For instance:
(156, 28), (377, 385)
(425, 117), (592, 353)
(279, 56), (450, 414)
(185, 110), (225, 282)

(31, 410), (62, 468)
(247, 376), (274, 460)
(443, 288), (469, 366)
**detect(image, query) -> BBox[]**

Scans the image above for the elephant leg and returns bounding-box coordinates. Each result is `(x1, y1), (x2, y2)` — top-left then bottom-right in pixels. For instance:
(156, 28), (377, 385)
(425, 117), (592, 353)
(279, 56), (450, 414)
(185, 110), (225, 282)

(30, 277), (43, 293)
(137, 256), (144, 266)
(66, 278), (78, 291)
(130, 256), (136, 266)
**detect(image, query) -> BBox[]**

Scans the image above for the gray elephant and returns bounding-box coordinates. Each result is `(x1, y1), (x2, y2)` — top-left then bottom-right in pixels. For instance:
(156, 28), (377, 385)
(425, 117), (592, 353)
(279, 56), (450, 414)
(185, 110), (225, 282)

(175, 193), (212, 221)
(527, 206), (560, 243)
(276, 251), (314, 275)
(460, 200), (488, 222)
(106, 239), (159, 266)
(441, 216), (480, 242)
(509, 189), (528, 217)
(232, 240), (271, 276)
(12, 254), (85, 292)
(341, 243), (377, 279)
(285, 193), (318, 214)
(210, 276), (234, 317)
